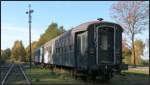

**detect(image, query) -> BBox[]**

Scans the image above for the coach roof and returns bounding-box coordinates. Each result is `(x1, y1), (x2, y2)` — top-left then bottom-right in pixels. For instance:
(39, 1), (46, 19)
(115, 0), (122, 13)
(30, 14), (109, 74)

(72, 20), (122, 32)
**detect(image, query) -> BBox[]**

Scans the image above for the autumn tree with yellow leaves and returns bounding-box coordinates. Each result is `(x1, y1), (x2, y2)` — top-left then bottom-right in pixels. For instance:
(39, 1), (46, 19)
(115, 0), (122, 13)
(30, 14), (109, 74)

(26, 41), (38, 62)
(11, 40), (26, 62)
(111, 1), (149, 66)
(131, 39), (145, 65)
(122, 38), (132, 64)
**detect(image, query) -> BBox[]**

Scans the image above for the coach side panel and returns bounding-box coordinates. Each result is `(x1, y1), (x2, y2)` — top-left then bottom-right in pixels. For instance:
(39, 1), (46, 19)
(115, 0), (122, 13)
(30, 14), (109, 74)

(51, 30), (75, 67)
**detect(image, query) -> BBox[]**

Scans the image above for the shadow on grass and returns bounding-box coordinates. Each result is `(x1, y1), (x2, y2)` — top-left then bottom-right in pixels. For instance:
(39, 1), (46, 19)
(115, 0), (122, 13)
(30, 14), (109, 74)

(25, 67), (82, 84)
(110, 71), (149, 85)
(25, 67), (149, 85)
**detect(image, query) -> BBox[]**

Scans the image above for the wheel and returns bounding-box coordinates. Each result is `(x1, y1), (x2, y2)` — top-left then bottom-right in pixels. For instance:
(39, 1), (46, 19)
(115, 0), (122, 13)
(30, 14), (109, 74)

(101, 72), (112, 82)
(81, 75), (88, 82)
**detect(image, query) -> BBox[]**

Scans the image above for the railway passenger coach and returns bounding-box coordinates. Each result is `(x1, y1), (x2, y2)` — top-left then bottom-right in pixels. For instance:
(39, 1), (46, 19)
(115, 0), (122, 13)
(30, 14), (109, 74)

(34, 18), (127, 81)
(34, 47), (43, 64)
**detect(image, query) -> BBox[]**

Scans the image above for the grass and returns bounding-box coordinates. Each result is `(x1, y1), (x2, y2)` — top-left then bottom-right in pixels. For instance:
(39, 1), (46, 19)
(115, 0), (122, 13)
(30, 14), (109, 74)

(110, 68), (149, 85)
(25, 66), (149, 84)
(25, 67), (84, 84)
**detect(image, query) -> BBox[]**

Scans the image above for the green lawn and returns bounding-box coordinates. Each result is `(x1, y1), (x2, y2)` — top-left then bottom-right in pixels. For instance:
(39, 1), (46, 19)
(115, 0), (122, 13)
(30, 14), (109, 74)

(25, 66), (149, 85)
(110, 68), (149, 85)
(25, 67), (85, 84)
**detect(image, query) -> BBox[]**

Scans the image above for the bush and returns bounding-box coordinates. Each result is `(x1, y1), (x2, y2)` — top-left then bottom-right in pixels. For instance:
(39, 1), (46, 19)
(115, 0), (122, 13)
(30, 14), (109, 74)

(35, 78), (40, 82)
(0, 59), (5, 64)
(140, 59), (149, 66)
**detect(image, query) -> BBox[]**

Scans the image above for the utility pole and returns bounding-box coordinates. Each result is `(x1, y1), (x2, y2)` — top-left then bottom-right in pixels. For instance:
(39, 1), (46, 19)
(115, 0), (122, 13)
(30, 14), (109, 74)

(26, 4), (34, 70)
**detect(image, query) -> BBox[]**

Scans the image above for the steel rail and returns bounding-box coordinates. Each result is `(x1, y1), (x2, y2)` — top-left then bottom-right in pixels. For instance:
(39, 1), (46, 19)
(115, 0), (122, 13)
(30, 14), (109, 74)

(19, 64), (31, 84)
(1, 64), (14, 85)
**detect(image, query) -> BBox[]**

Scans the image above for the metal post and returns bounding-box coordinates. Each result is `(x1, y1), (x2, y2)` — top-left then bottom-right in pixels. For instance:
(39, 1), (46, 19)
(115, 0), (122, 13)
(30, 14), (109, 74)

(26, 4), (34, 70)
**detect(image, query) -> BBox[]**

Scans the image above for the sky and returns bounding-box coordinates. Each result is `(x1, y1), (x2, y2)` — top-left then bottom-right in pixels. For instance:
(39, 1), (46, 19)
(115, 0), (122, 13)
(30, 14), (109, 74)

(1, 1), (149, 59)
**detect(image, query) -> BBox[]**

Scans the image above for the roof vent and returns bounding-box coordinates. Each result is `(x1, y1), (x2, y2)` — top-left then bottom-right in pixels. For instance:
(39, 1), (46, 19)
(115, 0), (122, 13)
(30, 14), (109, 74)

(97, 18), (103, 21)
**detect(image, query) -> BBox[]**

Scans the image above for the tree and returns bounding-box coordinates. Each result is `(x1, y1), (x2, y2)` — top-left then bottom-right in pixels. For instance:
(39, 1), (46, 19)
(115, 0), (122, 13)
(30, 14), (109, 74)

(59, 26), (66, 33)
(1, 48), (11, 64)
(36, 22), (65, 47)
(1, 49), (3, 55)
(26, 41), (38, 62)
(111, 1), (149, 66)
(122, 38), (132, 64)
(25, 22), (66, 62)
(140, 59), (149, 66)
(1, 49), (4, 64)
(2, 48), (11, 60)
(11, 40), (26, 62)
(131, 39), (145, 64)
(1, 49), (3, 58)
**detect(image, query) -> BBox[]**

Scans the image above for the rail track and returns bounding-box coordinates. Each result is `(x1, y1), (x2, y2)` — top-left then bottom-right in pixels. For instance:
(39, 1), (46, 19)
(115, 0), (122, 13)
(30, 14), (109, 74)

(1, 64), (31, 85)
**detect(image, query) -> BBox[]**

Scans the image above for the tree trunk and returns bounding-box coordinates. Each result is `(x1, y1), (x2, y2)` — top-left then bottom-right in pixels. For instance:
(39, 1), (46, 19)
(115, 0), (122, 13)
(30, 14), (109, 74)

(131, 34), (136, 67)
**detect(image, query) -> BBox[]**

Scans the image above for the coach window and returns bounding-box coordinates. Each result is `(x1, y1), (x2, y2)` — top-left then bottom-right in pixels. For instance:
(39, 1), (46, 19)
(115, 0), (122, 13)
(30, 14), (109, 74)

(63, 47), (65, 53)
(49, 49), (51, 54)
(58, 48), (60, 53)
(58, 47), (59, 53)
(59, 47), (60, 53)
(66, 47), (67, 52)
(81, 32), (87, 55)
(61, 47), (63, 54)
(69, 45), (72, 51)
(58, 48), (59, 53)
(57, 48), (59, 53)
(64, 47), (66, 53)
(101, 35), (108, 50)
(49, 47), (51, 54)
(59, 47), (61, 54)
(56, 48), (58, 53)
(62, 47), (63, 54)
(65, 47), (67, 52)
